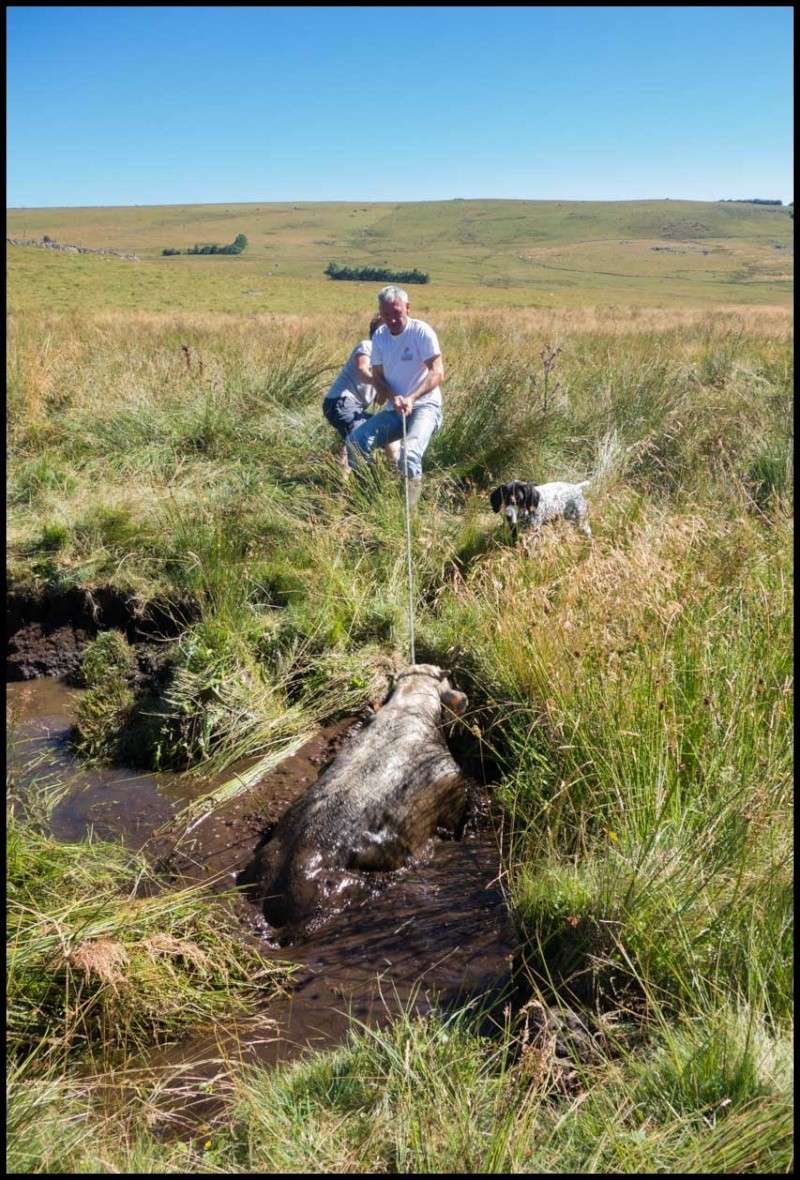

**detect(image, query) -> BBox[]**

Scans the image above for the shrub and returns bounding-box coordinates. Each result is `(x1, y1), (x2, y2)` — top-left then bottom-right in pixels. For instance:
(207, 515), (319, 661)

(162, 233), (248, 257)
(324, 261), (429, 283)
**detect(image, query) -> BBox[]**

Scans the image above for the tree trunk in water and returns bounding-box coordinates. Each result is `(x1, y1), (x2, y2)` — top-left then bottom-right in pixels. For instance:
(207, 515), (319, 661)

(249, 665), (468, 935)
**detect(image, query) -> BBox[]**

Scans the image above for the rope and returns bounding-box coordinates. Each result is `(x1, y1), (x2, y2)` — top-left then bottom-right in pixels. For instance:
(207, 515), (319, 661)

(400, 410), (416, 666)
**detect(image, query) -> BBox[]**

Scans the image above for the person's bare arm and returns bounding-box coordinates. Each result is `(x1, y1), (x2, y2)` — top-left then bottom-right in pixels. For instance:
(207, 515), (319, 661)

(354, 354), (375, 385)
(394, 355), (444, 414)
(370, 363), (394, 406)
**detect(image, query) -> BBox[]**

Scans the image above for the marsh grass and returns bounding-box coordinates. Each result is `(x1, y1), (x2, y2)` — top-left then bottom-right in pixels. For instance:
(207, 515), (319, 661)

(8, 993), (790, 1174)
(6, 733), (292, 1081)
(6, 306), (793, 1171)
(7, 815), (292, 1064)
(211, 998), (792, 1174)
(429, 503), (792, 1016)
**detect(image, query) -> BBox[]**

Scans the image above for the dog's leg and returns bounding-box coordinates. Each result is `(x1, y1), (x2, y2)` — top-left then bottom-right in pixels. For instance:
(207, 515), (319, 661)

(576, 506), (592, 538)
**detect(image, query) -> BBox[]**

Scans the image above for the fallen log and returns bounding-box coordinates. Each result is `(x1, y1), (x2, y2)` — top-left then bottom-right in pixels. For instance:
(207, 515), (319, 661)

(248, 665), (469, 934)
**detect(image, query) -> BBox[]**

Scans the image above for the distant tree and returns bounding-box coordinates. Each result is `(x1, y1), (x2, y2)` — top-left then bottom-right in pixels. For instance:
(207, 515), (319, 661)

(162, 233), (249, 257)
(324, 260), (429, 284)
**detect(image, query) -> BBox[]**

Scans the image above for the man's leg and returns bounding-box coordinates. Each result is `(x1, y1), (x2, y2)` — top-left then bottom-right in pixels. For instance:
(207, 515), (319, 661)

(347, 409), (404, 470)
(400, 404), (442, 503)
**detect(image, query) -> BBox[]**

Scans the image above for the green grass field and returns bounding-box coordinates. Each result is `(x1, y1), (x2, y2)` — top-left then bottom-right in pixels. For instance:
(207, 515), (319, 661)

(7, 197), (793, 313)
(6, 198), (794, 1172)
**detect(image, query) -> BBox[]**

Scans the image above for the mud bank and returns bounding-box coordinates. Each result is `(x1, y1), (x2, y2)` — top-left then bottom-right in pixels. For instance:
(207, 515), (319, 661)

(6, 584), (199, 681)
(9, 679), (518, 1076)
(142, 717), (521, 1130)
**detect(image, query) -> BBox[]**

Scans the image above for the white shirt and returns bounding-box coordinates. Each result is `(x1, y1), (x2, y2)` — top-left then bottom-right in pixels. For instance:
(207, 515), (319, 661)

(371, 319), (442, 409)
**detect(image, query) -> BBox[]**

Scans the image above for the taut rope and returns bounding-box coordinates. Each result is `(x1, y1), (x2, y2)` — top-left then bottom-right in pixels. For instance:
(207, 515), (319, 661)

(400, 411), (416, 666)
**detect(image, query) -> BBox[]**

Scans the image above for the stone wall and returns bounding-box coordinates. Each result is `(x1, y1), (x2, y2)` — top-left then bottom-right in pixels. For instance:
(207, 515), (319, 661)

(7, 235), (139, 261)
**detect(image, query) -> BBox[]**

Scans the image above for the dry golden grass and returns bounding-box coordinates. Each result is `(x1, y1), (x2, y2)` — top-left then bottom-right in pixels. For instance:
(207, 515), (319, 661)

(19, 302), (793, 335)
(66, 938), (129, 986)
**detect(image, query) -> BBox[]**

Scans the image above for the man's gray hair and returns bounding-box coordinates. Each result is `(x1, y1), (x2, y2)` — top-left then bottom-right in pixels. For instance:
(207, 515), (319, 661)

(377, 285), (409, 305)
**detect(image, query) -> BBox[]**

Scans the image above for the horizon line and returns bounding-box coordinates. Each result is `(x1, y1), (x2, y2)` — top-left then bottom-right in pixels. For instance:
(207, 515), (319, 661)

(7, 195), (793, 213)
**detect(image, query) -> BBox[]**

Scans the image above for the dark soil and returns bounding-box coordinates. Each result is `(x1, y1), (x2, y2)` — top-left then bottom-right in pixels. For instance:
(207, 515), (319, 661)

(6, 583), (199, 681)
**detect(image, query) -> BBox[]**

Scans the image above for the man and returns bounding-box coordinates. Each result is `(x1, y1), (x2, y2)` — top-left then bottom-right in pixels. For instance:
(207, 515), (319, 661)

(346, 286), (444, 505)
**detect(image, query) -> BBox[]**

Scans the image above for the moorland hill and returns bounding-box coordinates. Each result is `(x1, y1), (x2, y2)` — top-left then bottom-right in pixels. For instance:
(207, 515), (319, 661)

(7, 198), (793, 313)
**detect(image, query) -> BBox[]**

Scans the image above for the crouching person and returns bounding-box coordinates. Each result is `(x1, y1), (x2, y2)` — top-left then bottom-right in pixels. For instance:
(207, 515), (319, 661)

(322, 315), (400, 474)
(322, 314), (381, 472)
(346, 286), (444, 506)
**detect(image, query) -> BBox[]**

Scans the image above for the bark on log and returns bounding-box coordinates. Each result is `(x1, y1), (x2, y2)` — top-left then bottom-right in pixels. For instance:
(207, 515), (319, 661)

(250, 665), (468, 933)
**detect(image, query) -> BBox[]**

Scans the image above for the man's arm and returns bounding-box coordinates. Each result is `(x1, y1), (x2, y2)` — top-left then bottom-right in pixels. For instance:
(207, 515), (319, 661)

(370, 363), (394, 406)
(394, 355), (444, 414)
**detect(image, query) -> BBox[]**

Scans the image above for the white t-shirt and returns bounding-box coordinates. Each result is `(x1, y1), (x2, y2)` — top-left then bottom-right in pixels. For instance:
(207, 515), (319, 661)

(371, 319), (442, 409)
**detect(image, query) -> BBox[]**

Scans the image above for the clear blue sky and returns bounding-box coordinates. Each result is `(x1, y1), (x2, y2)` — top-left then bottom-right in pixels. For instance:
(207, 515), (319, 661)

(7, 5), (794, 208)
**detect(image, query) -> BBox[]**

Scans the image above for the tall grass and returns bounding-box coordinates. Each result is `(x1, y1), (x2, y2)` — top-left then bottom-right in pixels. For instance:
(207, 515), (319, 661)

(429, 506), (792, 1015)
(6, 996), (792, 1173)
(7, 809), (292, 1065)
(6, 306), (793, 1170)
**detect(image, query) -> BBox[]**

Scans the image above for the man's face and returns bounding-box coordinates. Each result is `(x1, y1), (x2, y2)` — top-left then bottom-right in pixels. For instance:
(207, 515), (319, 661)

(379, 298), (409, 335)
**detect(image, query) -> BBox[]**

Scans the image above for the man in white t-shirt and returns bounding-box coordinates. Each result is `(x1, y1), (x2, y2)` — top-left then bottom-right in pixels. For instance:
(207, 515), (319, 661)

(346, 285), (444, 505)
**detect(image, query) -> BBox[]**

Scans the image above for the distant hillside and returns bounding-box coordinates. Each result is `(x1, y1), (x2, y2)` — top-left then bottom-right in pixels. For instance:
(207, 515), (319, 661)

(6, 199), (793, 313)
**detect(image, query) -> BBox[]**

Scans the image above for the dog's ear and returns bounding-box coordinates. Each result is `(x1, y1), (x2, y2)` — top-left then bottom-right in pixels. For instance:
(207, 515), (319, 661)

(440, 686), (468, 717)
(524, 484), (540, 512)
(489, 486), (503, 513)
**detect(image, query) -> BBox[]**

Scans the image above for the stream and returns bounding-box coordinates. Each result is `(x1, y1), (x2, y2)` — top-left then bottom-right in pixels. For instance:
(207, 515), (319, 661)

(7, 677), (519, 1127)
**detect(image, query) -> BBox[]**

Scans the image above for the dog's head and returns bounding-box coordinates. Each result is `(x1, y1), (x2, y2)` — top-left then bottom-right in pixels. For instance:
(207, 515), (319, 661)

(489, 481), (540, 530)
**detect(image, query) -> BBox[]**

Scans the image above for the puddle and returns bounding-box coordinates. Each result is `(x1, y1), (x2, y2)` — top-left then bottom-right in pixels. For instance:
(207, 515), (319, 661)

(7, 676), (518, 1129)
(8, 679), (203, 845)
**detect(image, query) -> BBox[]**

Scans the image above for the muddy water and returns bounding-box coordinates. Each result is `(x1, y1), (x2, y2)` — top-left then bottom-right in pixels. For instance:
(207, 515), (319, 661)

(7, 678), (518, 1120)
(7, 678), (213, 845)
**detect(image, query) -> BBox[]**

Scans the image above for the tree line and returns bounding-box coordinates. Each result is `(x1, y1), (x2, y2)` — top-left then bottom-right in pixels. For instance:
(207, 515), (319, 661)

(162, 234), (248, 256)
(324, 261), (429, 284)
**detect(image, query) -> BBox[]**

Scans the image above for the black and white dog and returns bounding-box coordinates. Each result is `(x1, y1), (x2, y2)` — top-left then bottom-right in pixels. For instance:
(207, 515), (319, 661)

(490, 480), (592, 540)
